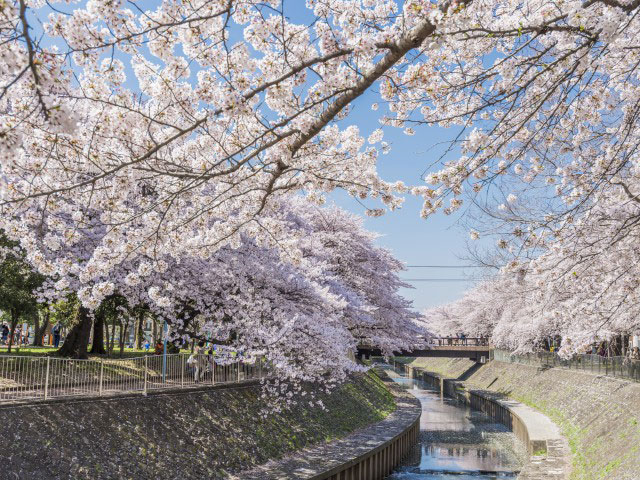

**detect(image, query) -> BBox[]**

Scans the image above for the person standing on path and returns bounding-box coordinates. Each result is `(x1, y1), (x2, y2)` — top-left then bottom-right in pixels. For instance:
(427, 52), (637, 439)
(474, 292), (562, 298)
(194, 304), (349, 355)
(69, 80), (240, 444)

(193, 341), (206, 383)
(1, 324), (8, 345)
(52, 323), (62, 348)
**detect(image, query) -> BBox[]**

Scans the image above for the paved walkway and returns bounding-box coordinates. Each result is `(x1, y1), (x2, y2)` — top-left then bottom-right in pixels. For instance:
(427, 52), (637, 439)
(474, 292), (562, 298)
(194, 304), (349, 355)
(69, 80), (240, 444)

(517, 438), (571, 480)
(468, 389), (571, 480)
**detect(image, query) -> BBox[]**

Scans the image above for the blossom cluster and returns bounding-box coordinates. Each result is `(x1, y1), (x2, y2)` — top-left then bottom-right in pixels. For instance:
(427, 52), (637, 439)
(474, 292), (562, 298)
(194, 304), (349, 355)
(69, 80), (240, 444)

(425, 186), (640, 356)
(3, 0), (640, 365)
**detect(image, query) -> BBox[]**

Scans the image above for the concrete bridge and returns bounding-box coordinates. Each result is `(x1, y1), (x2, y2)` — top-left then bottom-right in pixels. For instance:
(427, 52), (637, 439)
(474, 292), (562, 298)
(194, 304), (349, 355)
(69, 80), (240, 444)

(356, 337), (491, 362)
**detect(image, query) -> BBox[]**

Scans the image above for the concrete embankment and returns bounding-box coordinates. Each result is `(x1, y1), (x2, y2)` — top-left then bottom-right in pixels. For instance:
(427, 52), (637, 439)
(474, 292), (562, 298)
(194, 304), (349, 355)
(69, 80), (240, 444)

(398, 357), (640, 480)
(0, 372), (396, 480)
(233, 368), (421, 480)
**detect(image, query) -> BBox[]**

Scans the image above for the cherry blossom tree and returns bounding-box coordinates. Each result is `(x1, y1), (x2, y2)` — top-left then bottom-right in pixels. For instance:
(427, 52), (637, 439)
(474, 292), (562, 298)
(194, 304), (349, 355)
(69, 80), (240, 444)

(425, 213), (640, 355)
(1, 0), (432, 281)
(3, 0), (640, 358)
(35, 196), (420, 393)
(496, 192), (640, 355)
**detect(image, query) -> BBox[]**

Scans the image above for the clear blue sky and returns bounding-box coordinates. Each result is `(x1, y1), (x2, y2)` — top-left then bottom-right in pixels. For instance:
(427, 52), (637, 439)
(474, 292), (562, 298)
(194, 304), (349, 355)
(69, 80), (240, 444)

(328, 91), (482, 312)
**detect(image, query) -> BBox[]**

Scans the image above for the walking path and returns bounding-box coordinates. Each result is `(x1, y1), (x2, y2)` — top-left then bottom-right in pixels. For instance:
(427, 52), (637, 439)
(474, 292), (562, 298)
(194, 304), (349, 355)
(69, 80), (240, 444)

(517, 438), (570, 480)
(465, 388), (571, 480)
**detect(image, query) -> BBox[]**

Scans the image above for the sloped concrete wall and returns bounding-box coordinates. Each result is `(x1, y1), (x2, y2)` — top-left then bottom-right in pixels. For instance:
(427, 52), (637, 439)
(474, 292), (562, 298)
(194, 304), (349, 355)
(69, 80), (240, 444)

(235, 371), (421, 480)
(0, 372), (396, 480)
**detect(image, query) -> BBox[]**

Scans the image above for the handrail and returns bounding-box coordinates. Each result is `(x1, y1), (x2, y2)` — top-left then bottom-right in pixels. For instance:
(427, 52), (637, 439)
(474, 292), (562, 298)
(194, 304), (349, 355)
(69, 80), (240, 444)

(0, 353), (266, 403)
(492, 348), (640, 383)
(430, 337), (489, 347)
(357, 337), (490, 351)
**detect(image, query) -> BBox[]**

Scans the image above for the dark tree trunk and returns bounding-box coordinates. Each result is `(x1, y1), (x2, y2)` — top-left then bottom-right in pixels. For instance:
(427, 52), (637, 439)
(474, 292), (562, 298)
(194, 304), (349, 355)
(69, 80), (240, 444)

(108, 315), (117, 356)
(57, 306), (92, 359)
(135, 310), (145, 349)
(32, 307), (50, 347)
(7, 309), (19, 353)
(104, 318), (111, 355)
(119, 321), (129, 358)
(152, 316), (158, 345)
(90, 310), (106, 354)
(32, 311), (40, 346)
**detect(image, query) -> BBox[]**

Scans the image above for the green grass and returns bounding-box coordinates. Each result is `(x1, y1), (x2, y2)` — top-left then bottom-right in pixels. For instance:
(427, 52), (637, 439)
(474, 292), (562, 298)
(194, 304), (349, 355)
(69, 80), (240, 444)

(0, 345), (168, 358)
(0, 345), (56, 356)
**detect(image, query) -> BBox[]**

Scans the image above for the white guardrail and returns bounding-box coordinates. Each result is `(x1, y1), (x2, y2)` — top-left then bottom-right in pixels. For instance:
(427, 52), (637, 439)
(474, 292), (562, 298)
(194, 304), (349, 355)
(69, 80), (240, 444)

(0, 353), (265, 403)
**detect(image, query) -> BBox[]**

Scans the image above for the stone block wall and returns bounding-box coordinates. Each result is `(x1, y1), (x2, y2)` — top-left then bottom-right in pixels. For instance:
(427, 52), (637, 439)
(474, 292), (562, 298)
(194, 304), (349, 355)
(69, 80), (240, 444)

(0, 372), (396, 480)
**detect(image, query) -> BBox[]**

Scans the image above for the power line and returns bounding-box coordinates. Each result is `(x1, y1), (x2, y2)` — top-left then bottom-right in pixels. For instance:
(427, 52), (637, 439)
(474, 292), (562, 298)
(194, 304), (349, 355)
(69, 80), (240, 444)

(401, 278), (477, 282)
(406, 265), (484, 268)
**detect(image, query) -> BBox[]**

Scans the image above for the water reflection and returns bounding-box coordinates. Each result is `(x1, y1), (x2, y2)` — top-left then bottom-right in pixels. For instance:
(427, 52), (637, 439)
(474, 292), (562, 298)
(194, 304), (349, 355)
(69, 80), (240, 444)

(386, 369), (523, 480)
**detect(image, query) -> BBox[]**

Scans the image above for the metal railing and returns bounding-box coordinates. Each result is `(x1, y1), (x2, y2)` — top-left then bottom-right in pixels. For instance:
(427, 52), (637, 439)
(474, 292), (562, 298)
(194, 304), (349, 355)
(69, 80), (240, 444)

(430, 337), (489, 347)
(357, 337), (489, 353)
(492, 349), (640, 383)
(0, 354), (266, 403)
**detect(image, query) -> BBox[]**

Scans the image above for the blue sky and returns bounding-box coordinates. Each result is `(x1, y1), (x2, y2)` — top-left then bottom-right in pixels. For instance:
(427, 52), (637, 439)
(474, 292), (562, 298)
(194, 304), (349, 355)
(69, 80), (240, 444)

(327, 91), (483, 312)
(274, 1), (485, 312)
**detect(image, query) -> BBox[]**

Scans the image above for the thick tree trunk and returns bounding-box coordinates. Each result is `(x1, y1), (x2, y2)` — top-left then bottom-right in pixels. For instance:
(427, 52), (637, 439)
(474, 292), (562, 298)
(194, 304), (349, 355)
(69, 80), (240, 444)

(90, 310), (106, 354)
(119, 321), (129, 358)
(108, 316), (117, 356)
(32, 308), (50, 347)
(7, 309), (19, 353)
(57, 306), (92, 359)
(135, 310), (145, 349)
(32, 312), (39, 346)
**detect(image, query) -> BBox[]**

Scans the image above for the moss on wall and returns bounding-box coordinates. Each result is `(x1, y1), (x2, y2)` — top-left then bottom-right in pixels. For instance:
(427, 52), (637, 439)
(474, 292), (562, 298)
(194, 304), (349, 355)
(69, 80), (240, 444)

(1, 371), (395, 480)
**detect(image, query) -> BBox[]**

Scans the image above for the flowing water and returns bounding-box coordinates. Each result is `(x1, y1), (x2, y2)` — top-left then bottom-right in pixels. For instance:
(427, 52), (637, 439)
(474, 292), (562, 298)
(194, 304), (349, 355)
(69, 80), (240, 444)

(386, 367), (526, 480)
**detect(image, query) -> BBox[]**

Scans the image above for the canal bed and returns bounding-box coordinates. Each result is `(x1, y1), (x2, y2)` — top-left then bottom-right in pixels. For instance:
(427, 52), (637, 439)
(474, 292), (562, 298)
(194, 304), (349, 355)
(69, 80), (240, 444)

(385, 367), (526, 480)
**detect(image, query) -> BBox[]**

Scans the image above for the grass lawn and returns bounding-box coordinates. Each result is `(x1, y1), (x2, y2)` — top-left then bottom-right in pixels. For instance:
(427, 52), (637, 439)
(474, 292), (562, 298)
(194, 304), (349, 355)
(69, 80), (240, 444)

(0, 345), (162, 358)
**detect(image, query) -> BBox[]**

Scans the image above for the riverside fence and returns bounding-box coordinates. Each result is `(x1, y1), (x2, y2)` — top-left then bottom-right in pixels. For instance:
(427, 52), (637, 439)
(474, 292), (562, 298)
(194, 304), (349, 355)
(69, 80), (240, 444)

(0, 353), (265, 403)
(492, 348), (640, 382)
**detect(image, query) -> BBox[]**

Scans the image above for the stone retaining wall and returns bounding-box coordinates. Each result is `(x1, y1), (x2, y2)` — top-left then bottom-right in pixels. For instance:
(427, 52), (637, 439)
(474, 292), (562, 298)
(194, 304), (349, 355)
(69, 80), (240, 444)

(398, 357), (640, 480)
(0, 372), (396, 479)
(233, 368), (422, 480)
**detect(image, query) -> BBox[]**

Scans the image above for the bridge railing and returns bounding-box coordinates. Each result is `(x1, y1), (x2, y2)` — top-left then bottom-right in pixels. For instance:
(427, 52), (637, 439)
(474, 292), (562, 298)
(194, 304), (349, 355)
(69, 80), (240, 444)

(429, 337), (490, 347)
(356, 337), (490, 353)
(492, 348), (640, 383)
(0, 353), (266, 403)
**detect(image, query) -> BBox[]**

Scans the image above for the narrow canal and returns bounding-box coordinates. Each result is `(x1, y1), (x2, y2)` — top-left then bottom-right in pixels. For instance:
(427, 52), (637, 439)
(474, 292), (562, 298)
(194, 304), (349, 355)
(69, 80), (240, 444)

(385, 366), (526, 480)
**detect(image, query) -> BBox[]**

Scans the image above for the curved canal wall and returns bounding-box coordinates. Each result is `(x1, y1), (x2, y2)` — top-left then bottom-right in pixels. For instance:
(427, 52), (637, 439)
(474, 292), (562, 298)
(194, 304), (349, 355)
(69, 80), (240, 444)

(233, 368), (421, 480)
(398, 357), (640, 480)
(0, 372), (396, 480)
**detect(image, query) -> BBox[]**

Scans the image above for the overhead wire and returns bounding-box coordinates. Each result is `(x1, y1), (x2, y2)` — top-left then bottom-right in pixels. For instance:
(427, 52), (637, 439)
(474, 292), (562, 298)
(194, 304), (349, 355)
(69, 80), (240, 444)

(401, 278), (476, 282)
(405, 265), (483, 268)
(401, 264), (487, 282)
